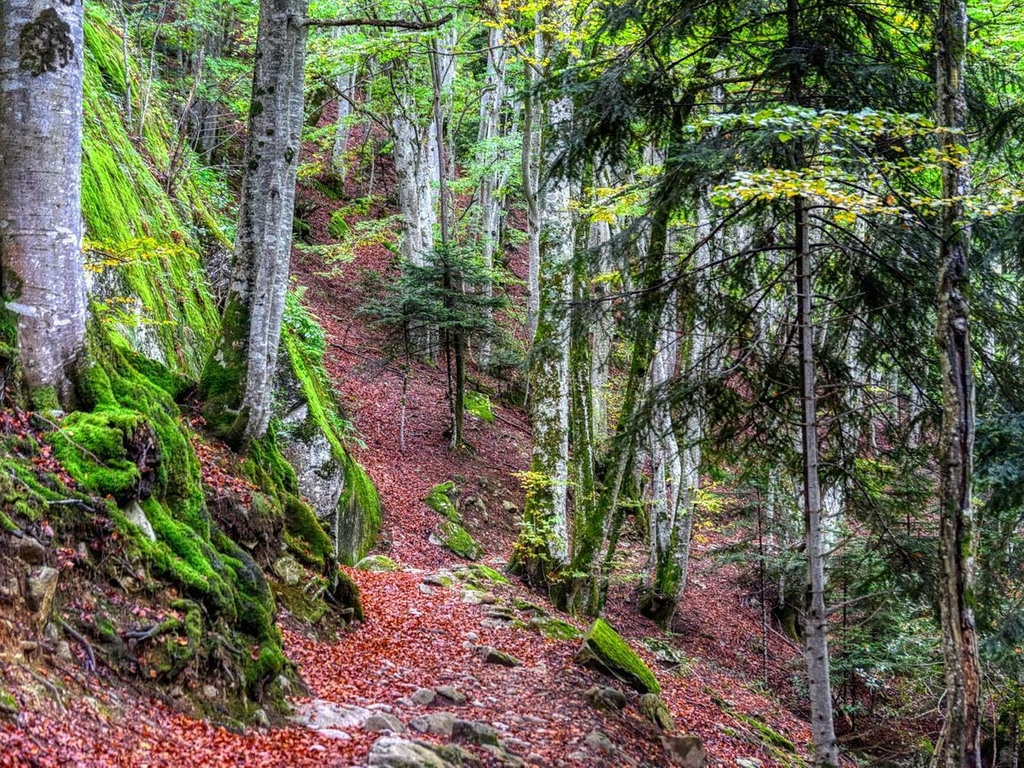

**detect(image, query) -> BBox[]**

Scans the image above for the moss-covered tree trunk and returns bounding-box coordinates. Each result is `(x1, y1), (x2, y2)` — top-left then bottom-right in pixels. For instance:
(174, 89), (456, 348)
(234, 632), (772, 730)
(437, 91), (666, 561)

(199, 0), (308, 446)
(330, 27), (357, 179)
(0, 0), (88, 409)
(512, 15), (575, 585)
(935, 0), (981, 763)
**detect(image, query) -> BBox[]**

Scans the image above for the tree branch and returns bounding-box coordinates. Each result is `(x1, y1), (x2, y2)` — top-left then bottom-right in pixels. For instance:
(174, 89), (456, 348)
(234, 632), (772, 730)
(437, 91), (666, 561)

(303, 13), (452, 30)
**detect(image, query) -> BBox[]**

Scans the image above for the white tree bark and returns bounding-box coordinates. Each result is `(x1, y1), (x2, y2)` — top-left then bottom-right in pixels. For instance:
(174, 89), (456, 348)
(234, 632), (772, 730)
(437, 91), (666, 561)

(0, 0), (88, 408)
(200, 0), (308, 445)
(330, 28), (358, 179)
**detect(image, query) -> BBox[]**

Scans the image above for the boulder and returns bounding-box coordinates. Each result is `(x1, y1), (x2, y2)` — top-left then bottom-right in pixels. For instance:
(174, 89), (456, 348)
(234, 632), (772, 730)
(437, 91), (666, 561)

(17, 536), (46, 565)
(355, 555), (401, 572)
(584, 730), (615, 753)
(436, 685), (467, 705)
(366, 736), (463, 768)
(452, 719), (499, 746)
(290, 699), (371, 730)
(639, 693), (674, 731)
(25, 566), (59, 621)
(364, 713), (406, 734)
(584, 685), (628, 712)
(408, 711), (455, 737)
(476, 645), (521, 667)
(410, 688), (436, 706)
(575, 619), (660, 694)
(661, 735), (708, 767)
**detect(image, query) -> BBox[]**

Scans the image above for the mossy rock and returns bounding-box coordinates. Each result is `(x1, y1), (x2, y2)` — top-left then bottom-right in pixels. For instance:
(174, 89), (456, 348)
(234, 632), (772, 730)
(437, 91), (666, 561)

(456, 564), (508, 585)
(328, 569), (364, 623)
(528, 616), (582, 641)
(0, 688), (18, 716)
(355, 554), (400, 572)
(432, 520), (483, 560)
(424, 481), (459, 521)
(464, 391), (494, 423)
(575, 618), (660, 694)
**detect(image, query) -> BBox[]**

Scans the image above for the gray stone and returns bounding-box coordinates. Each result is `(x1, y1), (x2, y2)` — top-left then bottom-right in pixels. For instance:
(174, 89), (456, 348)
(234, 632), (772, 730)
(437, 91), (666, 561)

(639, 693), (674, 731)
(356, 555), (402, 572)
(365, 713), (406, 733)
(366, 736), (465, 768)
(584, 685), (627, 712)
(123, 501), (156, 542)
(584, 730), (615, 753)
(252, 708), (271, 729)
(291, 698), (372, 730)
(736, 759), (762, 768)
(17, 536), (46, 565)
(480, 744), (524, 767)
(418, 583), (433, 595)
(318, 729), (352, 740)
(461, 589), (496, 605)
(273, 555), (304, 586)
(503, 737), (532, 755)
(423, 571), (456, 588)
(411, 688), (436, 706)
(477, 645), (521, 667)
(436, 685), (467, 705)
(452, 719), (499, 746)
(661, 734), (708, 767)
(500, 500), (518, 513)
(408, 711), (455, 737)
(202, 685), (218, 700)
(25, 566), (59, 619)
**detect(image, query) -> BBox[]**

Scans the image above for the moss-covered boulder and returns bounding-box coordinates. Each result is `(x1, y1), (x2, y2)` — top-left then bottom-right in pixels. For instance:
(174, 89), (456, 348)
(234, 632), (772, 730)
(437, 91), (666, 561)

(274, 294), (380, 565)
(425, 482), (483, 560)
(575, 618), (661, 694)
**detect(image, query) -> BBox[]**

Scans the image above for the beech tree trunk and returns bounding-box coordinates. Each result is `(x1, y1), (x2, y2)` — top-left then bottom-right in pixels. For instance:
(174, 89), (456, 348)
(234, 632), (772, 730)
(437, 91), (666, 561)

(935, 0), (981, 763)
(512, 16), (575, 585)
(330, 28), (358, 179)
(199, 0), (308, 446)
(0, 0), (88, 409)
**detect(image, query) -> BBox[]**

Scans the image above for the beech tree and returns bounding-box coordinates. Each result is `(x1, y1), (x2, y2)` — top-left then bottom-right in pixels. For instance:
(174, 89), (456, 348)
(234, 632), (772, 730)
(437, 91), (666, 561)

(0, 0), (88, 409)
(199, 2), (449, 447)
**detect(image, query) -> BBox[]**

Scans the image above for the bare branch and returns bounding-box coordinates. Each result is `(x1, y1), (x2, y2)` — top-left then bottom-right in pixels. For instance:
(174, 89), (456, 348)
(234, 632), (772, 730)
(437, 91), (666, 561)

(303, 13), (452, 30)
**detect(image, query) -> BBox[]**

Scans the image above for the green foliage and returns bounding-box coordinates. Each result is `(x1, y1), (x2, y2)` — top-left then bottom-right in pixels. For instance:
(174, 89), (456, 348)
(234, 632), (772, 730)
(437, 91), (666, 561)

(464, 391), (494, 423)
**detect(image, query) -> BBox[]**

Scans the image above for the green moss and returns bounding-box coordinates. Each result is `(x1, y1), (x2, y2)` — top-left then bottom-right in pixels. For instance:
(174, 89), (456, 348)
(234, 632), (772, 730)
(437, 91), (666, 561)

(337, 454), (381, 565)
(464, 391), (494, 423)
(459, 564), (509, 585)
(529, 616), (582, 640)
(49, 410), (144, 502)
(731, 711), (798, 753)
(435, 519), (483, 560)
(283, 493), (333, 569)
(425, 481), (458, 521)
(577, 618), (661, 694)
(0, 688), (19, 715)
(327, 210), (350, 241)
(354, 555), (400, 572)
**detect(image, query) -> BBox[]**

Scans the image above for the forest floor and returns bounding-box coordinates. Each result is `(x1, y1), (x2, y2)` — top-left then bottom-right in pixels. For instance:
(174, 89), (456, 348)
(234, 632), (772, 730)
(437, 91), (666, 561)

(0, 150), (887, 766)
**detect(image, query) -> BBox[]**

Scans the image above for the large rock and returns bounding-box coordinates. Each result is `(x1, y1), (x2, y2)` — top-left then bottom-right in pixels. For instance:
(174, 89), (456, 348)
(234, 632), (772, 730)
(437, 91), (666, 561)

(25, 566), (59, 622)
(584, 685), (627, 713)
(366, 736), (464, 768)
(661, 735), (708, 767)
(575, 619), (660, 694)
(273, 345), (380, 565)
(290, 699), (371, 730)
(639, 693), (674, 731)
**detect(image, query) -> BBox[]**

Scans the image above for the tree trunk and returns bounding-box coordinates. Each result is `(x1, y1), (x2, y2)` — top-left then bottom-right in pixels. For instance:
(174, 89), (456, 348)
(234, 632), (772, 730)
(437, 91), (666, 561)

(330, 28), (358, 179)
(199, 0), (308, 446)
(797, 194), (838, 768)
(476, 26), (508, 367)
(522, 25), (542, 341)
(935, 0), (981, 763)
(0, 0), (88, 409)
(512, 22), (575, 585)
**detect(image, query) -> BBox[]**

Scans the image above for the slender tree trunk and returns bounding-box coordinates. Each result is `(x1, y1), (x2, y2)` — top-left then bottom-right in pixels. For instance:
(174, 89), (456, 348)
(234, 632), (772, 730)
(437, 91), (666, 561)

(522, 25), (542, 341)
(476, 26), (508, 366)
(512, 18), (575, 585)
(331, 28), (358, 179)
(0, 0), (88, 409)
(935, 0), (981, 763)
(199, 0), (308, 446)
